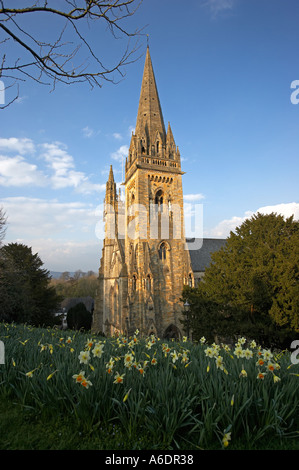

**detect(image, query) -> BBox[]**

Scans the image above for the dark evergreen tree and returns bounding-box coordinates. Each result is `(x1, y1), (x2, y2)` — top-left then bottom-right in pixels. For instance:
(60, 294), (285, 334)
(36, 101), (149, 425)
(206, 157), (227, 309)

(0, 243), (61, 326)
(67, 302), (92, 331)
(182, 213), (299, 348)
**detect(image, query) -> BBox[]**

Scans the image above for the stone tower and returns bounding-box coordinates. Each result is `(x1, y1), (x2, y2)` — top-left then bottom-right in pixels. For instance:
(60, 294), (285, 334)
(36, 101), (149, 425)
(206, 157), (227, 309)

(92, 47), (194, 339)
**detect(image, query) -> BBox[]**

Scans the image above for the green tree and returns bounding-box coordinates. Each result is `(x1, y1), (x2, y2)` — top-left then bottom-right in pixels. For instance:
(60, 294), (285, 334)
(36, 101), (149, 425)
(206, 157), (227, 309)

(183, 213), (299, 347)
(67, 302), (92, 331)
(0, 243), (61, 326)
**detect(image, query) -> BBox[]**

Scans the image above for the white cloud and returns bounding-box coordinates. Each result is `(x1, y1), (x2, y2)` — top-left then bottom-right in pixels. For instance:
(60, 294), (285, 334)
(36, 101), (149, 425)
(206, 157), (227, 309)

(1, 196), (103, 271)
(111, 145), (129, 162)
(41, 141), (84, 189)
(208, 203), (299, 238)
(113, 133), (122, 140)
(82, 126), (94, 138)
(0, 137), (35, 155)
(1, 196), (98, 238)
(184, 193), (205, 201)
(256, 202), (299, 220)
(204, 0), (235, 14)
(0, 137), (104, 194)
(27, 239), (100, 272)
(0, 154), (47, 187)
(40, 141), (105, 194)
(208, 214), (250, 238)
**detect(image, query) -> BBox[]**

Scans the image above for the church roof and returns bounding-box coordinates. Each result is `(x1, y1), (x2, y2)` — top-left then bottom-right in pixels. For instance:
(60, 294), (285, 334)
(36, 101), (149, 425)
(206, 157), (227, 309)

(187, 238), (227, 272)
(135, 46), (166, 143)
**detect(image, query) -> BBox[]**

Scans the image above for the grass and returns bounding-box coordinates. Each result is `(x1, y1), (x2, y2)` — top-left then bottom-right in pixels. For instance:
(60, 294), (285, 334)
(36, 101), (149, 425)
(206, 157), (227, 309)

(1, 322), (298, 451)
(1, 399), (298, 450)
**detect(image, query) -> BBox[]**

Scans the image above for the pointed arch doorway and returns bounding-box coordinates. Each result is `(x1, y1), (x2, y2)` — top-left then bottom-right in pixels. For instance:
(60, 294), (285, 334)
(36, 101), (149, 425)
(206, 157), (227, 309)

(163, 324), (180, 340)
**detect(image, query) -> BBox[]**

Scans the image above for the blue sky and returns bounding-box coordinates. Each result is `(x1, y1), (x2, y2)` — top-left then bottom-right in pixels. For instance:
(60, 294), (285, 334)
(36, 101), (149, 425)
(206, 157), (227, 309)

(0, 0), (298, 272)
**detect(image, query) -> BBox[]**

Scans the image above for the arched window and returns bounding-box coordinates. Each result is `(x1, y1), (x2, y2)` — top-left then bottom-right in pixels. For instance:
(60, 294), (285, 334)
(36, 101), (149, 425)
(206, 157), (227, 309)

(155, 189), (163, 211)
(146, 274), (151, 292)
(156, 141), (160, 154)
(132, 275), (137, 293)
(158, 242), (167, 261)
(188, 273), (193, 287)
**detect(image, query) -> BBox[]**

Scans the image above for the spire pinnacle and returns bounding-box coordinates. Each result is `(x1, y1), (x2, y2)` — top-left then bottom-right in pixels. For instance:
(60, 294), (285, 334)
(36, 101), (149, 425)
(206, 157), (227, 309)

(135, 47), (166, 145)
(108, 164), (114, 182)
(106, 164), (116, 201)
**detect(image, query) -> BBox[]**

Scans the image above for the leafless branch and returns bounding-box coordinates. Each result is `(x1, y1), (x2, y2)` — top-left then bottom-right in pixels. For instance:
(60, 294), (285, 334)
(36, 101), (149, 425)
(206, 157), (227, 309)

(0, 0), (146, 107)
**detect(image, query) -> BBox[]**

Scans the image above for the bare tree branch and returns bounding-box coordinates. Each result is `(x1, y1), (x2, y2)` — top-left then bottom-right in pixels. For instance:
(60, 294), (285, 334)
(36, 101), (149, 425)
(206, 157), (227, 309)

(0, 0), (146, 107)
(0, 206), (7, 245)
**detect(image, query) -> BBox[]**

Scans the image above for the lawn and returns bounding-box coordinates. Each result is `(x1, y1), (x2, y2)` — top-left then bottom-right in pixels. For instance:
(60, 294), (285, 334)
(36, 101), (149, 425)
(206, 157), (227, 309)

(0, 323), (298, 450)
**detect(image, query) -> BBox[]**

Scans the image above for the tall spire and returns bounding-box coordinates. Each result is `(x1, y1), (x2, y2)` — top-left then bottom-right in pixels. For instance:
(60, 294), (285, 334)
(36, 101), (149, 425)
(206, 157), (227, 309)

(135, 47), (166, 146)
(106, 164), (116, 204)
(108, 164), (114, 183)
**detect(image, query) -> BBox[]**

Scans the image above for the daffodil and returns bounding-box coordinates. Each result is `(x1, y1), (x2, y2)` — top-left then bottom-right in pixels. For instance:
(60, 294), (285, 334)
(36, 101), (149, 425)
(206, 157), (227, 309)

(47, 370), (58, 381)
(234, 346), (244, 358)
(85, 338), (94, 349)
(200, 336), (206, 344)
(124, 352), (134, 368)
(113, 372), (125, 384)
(239, 369), (247, 378)
(92, 344), (104, 358)
(215, 355), (224, 370)
(170, 350), (179, 363)
(243, 348), (253, 360)
(72, 371), (85, 383)
(257, 372), (266, 380)
(81, 378), (92, 389)
(267, 362), (275, 372)
(25, 368), (37, 378)
(262, 349), (273, 361)
(123, 388), (132, 403)
(78, 350), (90, 364)
(273, 374), (281, 383)
(222, 432), (231, 448)
(204, 347), (215, 358)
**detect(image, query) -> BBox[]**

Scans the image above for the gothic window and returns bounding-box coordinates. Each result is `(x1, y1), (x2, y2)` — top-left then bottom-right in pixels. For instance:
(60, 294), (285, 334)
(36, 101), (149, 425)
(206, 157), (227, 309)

(146, 274), (152, 292)
(155, 189), (163, 212)
(132, 275), (137, 293)
(158, 242), (167, 261)
(188, 273), (193, 287)
(156, 141), (160, 154)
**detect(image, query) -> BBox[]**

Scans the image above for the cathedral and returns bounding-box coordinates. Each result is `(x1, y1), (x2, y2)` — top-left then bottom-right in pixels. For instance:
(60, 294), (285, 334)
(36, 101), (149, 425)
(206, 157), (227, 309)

(92, 47), (225, 339)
